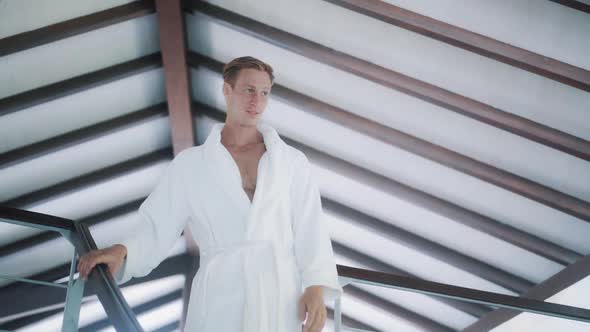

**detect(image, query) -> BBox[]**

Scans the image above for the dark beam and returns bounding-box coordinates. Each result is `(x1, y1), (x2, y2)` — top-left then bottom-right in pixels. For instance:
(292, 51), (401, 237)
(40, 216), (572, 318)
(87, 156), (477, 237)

(155, 0), (195, 155)
(549, 0), (590, 14)
(0, 103), (167, 169)
(464, 254), (590, 331)
(155, 1), (198, 329)
(0, 53), (162, 117)
(0, 206), (73, 231)
(324, 0), (590, 92)
(191, 107), (533, 294)
(0, 0), (156, 57)
(187, 52), (581, 265)
(344, 284), (454, 332)
(187, 1), (590, 165)
(333, 241), (490, 318)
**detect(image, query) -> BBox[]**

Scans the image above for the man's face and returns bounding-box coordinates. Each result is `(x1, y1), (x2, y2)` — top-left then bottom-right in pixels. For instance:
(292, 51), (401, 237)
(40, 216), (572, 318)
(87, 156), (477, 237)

(223, 68), (272, 126)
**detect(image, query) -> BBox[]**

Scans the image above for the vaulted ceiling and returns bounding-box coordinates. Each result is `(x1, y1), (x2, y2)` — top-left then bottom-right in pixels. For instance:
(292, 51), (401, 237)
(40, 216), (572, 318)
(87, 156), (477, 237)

(1, 0), (589, 331)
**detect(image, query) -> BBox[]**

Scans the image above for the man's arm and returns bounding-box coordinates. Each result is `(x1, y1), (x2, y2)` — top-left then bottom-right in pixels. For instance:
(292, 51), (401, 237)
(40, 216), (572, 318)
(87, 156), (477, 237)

(78, 152), (192, 284)
(291, 151), (343, 331)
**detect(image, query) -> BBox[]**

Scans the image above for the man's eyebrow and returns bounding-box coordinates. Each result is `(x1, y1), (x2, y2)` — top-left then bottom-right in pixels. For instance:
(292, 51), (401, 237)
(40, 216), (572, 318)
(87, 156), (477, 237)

(244, 84), (271, 90)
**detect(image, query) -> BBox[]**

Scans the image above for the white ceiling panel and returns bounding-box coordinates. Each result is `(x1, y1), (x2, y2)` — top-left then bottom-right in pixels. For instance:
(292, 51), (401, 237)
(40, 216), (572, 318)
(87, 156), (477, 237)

(0, 0), (138, 39)
(0, 160), (168, 247)
(381, 0), (590, 71)
(0, 116), (171, 202)
(0, 68), (165, 154)
(0, 14), (160, 99)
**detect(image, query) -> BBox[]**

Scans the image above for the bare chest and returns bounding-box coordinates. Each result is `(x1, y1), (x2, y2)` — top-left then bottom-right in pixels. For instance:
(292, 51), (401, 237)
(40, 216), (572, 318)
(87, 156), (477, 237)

(225, 143), (267, 203)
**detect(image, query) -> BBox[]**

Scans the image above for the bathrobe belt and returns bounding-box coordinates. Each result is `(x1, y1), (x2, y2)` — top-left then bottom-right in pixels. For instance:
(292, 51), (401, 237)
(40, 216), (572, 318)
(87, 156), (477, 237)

(199, 240), (295, 331)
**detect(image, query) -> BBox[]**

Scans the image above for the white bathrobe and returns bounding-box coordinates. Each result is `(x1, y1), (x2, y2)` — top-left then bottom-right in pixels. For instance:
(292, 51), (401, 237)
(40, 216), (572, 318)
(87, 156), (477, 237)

(116, 121), (343, 331)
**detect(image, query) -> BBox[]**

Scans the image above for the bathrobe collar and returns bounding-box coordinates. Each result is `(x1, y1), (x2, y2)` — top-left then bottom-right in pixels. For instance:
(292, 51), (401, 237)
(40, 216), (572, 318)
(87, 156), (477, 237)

(202, 121), (288, 238)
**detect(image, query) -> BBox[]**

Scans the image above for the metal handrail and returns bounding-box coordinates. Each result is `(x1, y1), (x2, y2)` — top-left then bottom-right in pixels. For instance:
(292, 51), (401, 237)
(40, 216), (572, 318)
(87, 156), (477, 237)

(0, 206), (143, 332)
(3, 206), (589, 331)
(335, 265), (590, 331)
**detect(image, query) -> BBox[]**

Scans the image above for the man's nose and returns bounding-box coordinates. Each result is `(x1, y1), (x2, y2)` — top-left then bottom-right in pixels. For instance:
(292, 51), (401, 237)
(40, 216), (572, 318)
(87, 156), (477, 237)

(250, 94), (259, 105)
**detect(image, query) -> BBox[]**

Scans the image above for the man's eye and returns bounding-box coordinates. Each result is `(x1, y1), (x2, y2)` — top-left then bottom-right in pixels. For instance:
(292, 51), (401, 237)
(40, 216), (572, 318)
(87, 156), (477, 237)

(262, 91), (269, 96)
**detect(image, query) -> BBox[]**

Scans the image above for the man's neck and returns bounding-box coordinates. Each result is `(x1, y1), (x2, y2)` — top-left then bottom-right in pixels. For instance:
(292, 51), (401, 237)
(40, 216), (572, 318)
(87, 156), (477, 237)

(220, 121), (263, 149)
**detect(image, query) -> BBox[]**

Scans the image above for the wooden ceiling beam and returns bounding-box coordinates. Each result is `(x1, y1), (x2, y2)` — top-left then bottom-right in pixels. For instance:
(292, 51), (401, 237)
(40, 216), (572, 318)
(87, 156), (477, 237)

(0, 0), (156, 57)
(0, 103), (167, 169)
(324, 0), (590, 92)
(0, 53), (162, 117)
(549, 0), (590, 14)
(154, 1), (198, 329)
(155, 0), (195, 155)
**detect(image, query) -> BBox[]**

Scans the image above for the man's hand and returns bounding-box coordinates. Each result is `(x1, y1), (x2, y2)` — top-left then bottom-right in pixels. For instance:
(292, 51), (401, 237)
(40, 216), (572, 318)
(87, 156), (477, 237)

(77, 244), (127, 280)
(298, 285), (326, 332)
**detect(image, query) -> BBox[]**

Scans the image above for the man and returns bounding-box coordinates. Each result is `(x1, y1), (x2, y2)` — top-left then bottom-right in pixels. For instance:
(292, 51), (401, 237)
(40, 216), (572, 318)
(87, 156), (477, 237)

(77, 56), (342, 332)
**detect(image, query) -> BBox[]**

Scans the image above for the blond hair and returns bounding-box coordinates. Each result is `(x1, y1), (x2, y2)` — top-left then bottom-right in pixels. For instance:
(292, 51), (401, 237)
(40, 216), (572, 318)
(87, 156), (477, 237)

(222, 56), (274, 88)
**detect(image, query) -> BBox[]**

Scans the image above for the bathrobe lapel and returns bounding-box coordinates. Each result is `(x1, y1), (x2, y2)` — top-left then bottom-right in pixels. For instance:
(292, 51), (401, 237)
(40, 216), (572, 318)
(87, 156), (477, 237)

(202, 121), (288, 238)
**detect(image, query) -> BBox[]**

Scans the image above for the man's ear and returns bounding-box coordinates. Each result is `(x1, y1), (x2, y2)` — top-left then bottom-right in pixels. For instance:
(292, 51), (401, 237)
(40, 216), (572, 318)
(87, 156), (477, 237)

(222, 82), (231, 97)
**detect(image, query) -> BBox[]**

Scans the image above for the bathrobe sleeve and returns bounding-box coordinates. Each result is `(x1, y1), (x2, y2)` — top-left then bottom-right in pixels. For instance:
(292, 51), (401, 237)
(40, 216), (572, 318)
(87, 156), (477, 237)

(114, 152), (191, 285)
(291, 151), (343, 304)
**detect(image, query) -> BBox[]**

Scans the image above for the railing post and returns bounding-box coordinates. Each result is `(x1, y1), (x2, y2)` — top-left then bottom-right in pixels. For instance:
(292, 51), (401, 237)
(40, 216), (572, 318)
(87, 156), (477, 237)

(335, 276), (354, 332)
(334, 297), (342, 332)
(61, 248), (85, 332)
